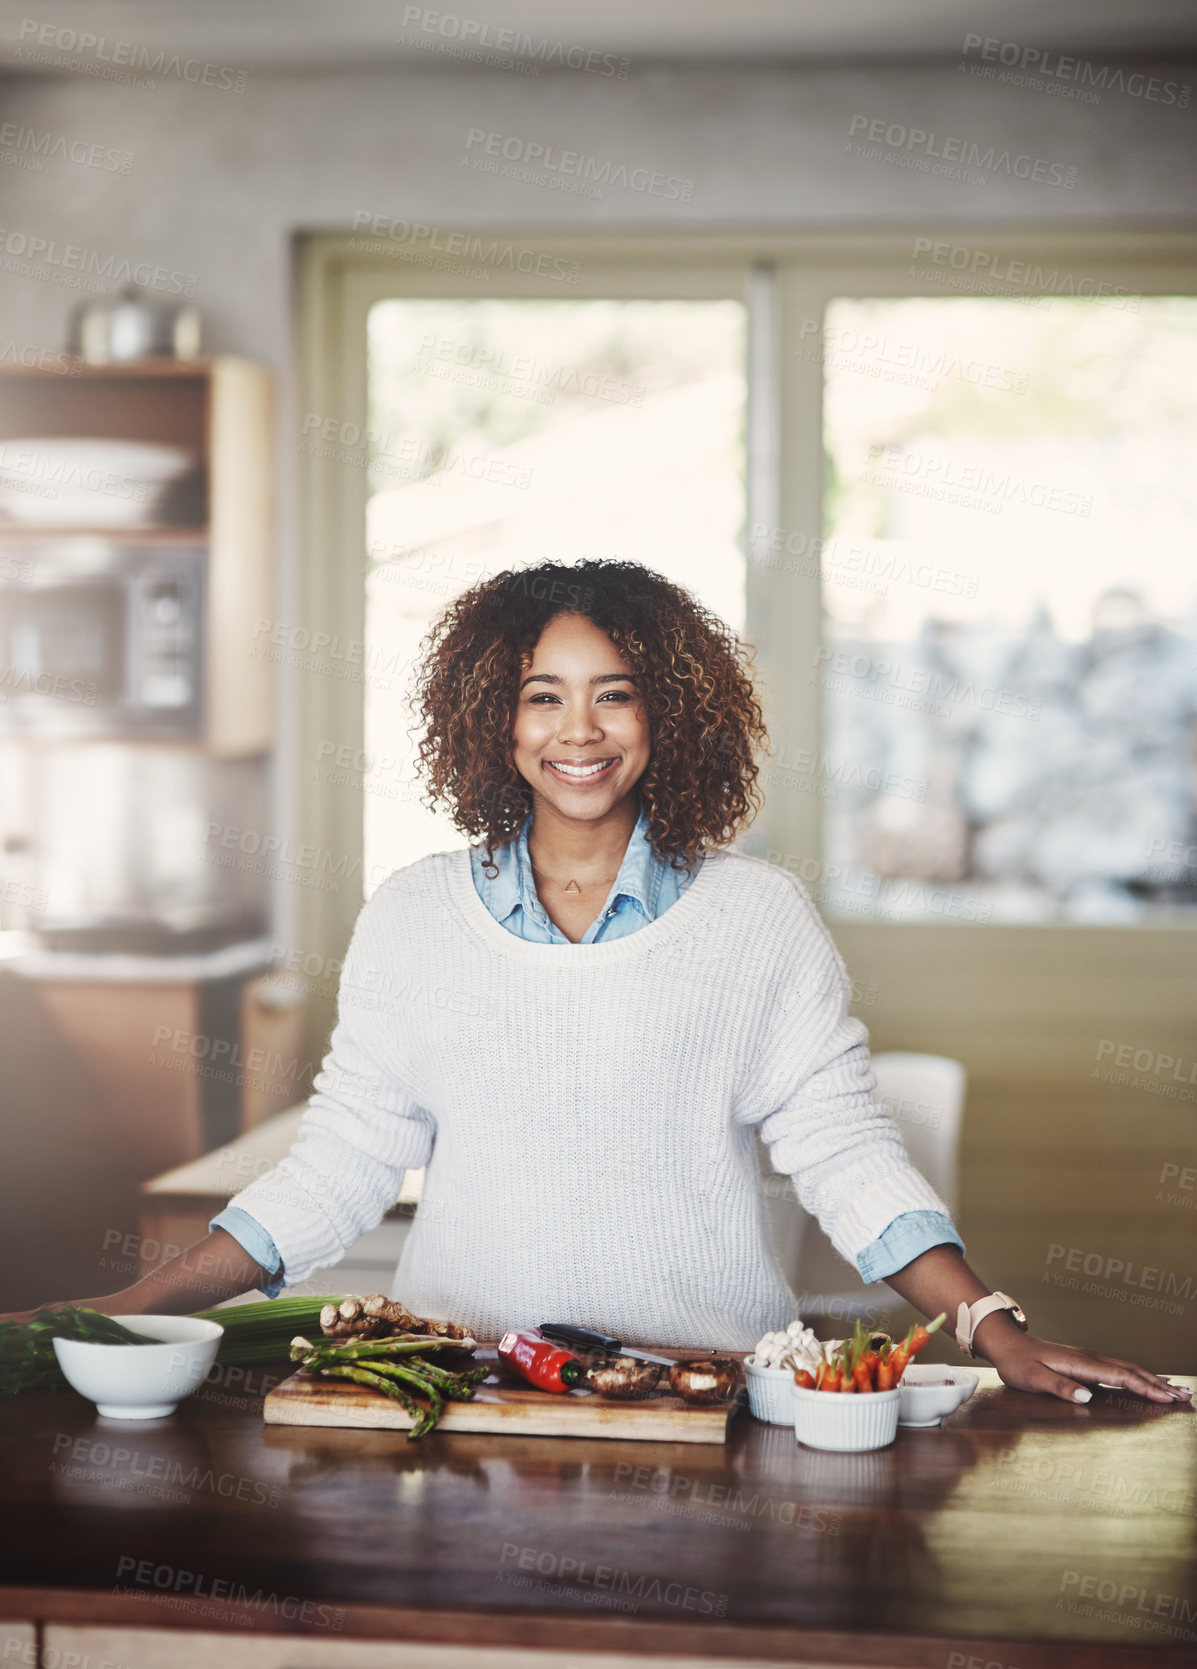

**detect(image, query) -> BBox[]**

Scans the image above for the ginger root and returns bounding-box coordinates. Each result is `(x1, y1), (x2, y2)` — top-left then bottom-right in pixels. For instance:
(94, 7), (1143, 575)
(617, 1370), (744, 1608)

(318, 1295), (470, 1340)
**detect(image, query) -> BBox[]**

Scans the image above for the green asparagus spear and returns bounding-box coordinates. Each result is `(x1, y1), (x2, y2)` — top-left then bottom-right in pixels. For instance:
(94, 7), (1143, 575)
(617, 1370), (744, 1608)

(290, 1334), (472, 1364)
(368, 1361), (490, 1401)
(371, 1360), (445, 1429)
(379, 1357), (491, 1398)
(316, 1364), (435, 1438)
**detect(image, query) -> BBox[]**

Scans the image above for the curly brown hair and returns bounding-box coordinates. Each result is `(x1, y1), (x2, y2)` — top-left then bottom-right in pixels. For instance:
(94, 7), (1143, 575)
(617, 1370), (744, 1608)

(410, 559), (768, 877)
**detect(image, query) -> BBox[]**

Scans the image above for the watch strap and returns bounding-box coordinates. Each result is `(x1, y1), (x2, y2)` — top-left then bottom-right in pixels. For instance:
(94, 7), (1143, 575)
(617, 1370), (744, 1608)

(955, 1291), (1025, 1357)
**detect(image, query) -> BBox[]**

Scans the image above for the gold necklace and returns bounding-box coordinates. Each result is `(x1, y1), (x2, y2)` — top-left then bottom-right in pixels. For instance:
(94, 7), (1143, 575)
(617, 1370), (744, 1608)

(529, 862), (620, 897)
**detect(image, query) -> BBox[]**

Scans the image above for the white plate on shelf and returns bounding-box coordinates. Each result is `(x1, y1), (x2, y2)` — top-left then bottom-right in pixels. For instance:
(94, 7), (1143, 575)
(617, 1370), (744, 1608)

(0, 437), (197, 527)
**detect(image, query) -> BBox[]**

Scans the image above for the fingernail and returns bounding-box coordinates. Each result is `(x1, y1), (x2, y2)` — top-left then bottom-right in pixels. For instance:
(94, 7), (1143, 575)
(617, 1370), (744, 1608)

(1073, 1387), (1092, 1403)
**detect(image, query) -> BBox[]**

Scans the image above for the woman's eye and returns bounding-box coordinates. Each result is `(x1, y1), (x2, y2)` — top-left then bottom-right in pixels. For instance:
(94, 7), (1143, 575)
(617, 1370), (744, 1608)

(526, 690), (635, 705)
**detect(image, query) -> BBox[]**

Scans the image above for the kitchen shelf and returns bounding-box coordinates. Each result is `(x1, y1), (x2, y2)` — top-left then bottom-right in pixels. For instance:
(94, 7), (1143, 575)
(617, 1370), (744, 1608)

(0, 523), (209, 539)
(0, 366), (207, 452)
(0, 359), (215, 377)
(0, 356), (274, 756)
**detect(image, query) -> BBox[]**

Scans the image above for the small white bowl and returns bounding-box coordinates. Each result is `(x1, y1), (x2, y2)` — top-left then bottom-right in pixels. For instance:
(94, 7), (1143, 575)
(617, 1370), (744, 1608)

(744, 1356), (798, 1424)
(792, 1383), (900, 1451)
(897, 1364), (978, 1427)
(52, 1315), (223, 1420)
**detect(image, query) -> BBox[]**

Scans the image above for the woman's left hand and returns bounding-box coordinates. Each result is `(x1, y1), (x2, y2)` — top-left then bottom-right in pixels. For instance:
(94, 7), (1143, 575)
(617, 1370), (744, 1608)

(985, 1331), (1194, 1405)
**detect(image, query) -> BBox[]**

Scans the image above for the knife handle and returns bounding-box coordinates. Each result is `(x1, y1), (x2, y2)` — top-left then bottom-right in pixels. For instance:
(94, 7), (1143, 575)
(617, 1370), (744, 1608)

(538, 1323), (621, 1354)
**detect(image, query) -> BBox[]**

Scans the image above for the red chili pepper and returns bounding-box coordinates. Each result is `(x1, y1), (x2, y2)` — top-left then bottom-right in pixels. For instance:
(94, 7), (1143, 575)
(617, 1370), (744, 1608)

(498, 1329), (582, 1393)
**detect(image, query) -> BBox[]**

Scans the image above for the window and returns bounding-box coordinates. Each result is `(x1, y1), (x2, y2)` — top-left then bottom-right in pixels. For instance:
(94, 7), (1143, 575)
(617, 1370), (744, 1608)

(819, 295), (1197, 925)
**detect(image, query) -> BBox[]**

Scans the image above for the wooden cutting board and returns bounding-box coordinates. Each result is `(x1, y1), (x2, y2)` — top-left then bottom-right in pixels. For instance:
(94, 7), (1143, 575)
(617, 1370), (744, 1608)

(263, 1347), (745, 1444)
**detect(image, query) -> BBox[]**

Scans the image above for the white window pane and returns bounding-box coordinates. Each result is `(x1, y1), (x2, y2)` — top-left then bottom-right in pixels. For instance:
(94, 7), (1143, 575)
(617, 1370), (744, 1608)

(821, 296), (1197, 924)
(363, 297), (746, 888)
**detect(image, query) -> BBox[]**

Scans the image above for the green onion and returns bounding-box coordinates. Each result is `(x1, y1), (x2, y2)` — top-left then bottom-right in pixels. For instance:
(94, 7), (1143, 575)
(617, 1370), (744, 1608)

(0, 1306), (156, 1398)
(0, 1298), (351, 1398)
(188, 1295), (345, 1366)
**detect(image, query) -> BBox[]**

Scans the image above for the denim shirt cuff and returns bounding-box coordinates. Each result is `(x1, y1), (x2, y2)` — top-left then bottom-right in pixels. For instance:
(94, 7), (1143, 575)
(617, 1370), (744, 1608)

(855, 1209), (964, 1284)
(210, 1206), (286, 1299)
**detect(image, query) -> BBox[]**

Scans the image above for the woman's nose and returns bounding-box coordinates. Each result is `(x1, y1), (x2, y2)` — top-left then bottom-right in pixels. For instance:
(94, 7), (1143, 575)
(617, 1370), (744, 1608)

(557, 703), (602, 744)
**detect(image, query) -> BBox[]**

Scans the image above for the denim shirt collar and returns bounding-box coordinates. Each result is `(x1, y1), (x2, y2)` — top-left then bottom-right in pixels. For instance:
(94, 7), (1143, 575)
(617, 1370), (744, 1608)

(484, 802), (664, 932)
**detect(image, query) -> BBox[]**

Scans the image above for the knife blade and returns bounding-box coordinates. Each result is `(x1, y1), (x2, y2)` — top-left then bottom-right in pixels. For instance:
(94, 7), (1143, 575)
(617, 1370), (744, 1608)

(537, 1322), (674, 1367)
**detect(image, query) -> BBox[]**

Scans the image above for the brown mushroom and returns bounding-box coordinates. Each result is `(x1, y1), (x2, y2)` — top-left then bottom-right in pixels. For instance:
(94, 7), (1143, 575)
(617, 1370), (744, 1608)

(586, 1357), (663, 1400)
(668, 1356), (742, 1405)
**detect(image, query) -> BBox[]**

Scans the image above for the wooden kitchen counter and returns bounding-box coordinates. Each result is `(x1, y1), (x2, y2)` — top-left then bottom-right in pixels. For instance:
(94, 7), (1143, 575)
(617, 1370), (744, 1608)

(1, 1368), (1193, 1668)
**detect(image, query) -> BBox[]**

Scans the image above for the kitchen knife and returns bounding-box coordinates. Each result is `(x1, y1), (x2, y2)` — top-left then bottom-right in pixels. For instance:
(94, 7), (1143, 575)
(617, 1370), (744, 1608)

(538, 1322), (674, 1367)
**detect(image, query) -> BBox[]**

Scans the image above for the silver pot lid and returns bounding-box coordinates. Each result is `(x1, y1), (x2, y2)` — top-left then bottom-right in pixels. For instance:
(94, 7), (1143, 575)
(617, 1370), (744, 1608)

(67, 283), (202, 362)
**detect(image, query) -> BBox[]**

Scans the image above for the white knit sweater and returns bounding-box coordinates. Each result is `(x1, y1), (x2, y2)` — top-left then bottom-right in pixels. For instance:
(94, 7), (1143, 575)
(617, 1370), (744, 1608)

(228, 846), (951, 1350)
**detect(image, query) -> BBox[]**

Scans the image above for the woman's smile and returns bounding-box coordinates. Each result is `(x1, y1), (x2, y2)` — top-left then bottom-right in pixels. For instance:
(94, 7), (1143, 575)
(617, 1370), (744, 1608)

(543, 756), (620, 783)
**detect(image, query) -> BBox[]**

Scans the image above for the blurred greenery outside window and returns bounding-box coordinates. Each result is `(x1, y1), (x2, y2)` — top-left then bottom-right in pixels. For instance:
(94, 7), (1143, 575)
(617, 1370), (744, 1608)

(818, 297), (1197, 926)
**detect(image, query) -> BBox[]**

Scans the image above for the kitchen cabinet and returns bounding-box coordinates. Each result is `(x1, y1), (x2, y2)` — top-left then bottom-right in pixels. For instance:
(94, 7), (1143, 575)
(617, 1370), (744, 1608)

(0, 1624), (34, 1667)
(0, 358), (273, 757)
(0, 945), (305, 1308)
(0, 357), (275, 952)
(18, 949), (301, 1170)
(41, 1630), (771, 1668)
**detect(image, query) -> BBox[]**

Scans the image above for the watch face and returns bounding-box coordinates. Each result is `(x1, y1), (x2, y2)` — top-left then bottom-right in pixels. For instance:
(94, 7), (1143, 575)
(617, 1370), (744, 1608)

(1011, 1304), (1028, 1328)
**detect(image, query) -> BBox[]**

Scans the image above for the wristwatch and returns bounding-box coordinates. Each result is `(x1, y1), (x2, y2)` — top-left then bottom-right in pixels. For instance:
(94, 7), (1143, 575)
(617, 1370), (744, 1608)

(955, 1291), (1028, 1358)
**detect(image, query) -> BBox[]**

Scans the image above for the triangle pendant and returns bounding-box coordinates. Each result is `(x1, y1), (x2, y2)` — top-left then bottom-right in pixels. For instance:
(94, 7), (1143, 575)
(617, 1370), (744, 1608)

(563, 879), (582, 894)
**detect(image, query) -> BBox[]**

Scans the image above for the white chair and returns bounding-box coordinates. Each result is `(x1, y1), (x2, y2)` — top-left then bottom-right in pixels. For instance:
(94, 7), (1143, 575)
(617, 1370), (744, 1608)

(761, 1052), (966, 1325)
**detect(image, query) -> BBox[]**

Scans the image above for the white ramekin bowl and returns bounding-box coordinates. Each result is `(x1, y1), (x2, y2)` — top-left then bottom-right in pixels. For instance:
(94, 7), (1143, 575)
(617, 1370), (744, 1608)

(743, 1355), (798, 1424)
(52, 1315), (223, 1420)
(897, 1364), (979, 1427)
(792, 1383), (900, 1451)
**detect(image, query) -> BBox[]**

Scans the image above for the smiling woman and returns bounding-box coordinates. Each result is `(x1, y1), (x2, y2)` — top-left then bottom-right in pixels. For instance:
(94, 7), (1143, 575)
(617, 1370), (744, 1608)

(409, 558), (764, 943)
